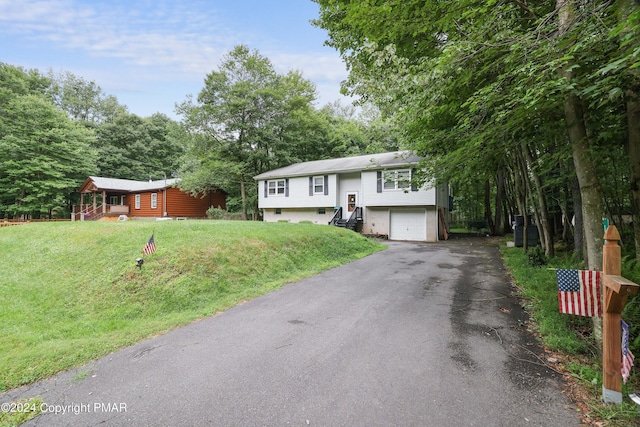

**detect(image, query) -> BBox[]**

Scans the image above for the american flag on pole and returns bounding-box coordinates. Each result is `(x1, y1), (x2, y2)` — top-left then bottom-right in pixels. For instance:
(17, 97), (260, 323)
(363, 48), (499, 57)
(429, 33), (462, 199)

(622, 319), (635, 383)
(142, 233), (156, 255)
(556, 269), (602, 317)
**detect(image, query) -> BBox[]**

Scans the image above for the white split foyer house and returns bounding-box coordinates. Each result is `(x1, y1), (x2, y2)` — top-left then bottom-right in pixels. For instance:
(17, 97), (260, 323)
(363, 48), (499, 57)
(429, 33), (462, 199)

(254, 151), (451, 242)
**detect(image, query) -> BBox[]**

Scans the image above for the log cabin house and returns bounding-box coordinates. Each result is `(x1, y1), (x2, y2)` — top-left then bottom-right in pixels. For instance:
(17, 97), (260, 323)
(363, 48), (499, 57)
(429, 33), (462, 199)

(72, 176), (226, 221)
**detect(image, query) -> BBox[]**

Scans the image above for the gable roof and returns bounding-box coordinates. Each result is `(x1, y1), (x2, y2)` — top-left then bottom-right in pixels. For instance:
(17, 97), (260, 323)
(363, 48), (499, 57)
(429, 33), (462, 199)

(79, 176), (180, 193)
(253, 150), (422, 180)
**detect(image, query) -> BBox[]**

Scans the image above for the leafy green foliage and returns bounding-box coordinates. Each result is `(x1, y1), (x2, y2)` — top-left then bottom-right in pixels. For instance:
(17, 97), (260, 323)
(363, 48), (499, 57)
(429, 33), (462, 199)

(527, 246), (549, 268)
(0, 92), (97, 218)
(94, 112), (184, 180)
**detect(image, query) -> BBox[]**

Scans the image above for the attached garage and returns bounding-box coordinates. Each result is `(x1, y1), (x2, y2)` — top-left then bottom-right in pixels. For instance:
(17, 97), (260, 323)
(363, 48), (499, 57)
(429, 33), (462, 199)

(389, 208), (427, 241)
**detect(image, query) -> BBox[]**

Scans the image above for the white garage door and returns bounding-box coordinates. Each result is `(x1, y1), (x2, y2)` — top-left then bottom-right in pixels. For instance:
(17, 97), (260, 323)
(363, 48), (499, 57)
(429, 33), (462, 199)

(390, 209), (427, 241)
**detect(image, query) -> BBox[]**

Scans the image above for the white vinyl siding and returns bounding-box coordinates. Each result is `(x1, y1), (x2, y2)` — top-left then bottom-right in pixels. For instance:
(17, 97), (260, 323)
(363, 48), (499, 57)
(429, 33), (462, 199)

(259, 175), (337, 209)
(363, 171), (435, 207)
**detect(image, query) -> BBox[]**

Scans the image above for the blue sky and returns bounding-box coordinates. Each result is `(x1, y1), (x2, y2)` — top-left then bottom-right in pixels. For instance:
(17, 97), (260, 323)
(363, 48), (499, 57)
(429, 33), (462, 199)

(0, 0), (351, 118)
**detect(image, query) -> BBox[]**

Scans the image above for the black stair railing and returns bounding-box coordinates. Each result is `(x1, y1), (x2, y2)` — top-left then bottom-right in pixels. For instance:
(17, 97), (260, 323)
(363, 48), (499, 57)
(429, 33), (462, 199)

(345, 207), (362, 231)
(329, 207), (342, 226)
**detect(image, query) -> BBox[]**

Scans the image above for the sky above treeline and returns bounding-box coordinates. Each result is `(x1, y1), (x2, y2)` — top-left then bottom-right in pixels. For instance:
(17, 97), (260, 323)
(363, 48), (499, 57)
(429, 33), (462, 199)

(0, 0), (352, 118)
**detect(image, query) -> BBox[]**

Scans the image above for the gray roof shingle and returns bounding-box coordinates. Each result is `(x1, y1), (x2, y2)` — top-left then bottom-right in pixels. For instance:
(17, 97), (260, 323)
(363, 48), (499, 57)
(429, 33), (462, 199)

(85, 176), (180, 192)
(253, 150), (421, 180)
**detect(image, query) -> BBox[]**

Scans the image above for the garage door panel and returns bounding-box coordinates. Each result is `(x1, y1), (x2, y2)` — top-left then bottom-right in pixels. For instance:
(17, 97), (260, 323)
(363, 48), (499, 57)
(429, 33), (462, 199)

(390, 209), (426, 241)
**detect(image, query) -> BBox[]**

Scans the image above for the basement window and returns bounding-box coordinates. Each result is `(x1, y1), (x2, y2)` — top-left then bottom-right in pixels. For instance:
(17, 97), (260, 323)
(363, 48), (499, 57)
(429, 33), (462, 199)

(275, 208), (282, 215)
(318, 208), (326, 215)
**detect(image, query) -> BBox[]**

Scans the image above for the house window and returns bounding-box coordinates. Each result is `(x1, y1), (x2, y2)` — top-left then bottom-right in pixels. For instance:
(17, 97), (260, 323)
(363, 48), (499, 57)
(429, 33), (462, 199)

(109, 196), (119, 205)
(268, 180), (286, 196)
(383, 169), (411, 190)
(318, 208), (326, 215)
(135, 194), (140, 209)
(275, 208), (282, 215)
(151, 193), (157, 209)
(313, 176), (324, 194)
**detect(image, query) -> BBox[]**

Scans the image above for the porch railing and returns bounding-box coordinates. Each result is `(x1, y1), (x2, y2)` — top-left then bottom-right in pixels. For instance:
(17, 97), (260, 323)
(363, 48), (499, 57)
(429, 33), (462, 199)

(72, 204), (129, 221)
(345, 207), (363, 231)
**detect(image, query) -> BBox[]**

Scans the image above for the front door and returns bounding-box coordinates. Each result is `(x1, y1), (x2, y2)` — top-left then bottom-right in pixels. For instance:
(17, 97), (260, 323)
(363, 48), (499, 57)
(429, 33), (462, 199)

(344, 192), (358, 218)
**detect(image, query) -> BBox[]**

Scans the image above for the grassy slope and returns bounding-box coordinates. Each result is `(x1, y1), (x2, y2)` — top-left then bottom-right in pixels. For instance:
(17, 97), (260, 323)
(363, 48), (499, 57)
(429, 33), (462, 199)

(0, 220), (384, 391)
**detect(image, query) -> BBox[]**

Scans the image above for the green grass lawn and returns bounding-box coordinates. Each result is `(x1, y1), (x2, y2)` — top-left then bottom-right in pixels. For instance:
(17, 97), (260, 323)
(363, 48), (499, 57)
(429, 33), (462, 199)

(0, 220), (384, 392)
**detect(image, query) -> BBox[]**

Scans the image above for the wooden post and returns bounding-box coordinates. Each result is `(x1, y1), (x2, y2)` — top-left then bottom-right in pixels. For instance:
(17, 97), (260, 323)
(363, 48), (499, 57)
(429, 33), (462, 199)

(602, 225), (639, 404)
(80, 193), (84, 221)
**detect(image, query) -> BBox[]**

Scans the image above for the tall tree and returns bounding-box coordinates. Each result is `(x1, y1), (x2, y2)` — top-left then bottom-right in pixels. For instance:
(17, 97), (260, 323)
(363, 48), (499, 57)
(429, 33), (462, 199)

(178, 45), (320, 219)
(49, 70), (127, 125)
(0, 95), (96, 218)
(94, 112), (184, 180)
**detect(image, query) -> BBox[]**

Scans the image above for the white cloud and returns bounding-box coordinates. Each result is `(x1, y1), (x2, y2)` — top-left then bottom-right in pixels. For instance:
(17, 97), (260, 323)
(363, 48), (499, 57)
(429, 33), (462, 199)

(0, 0), (352, 116)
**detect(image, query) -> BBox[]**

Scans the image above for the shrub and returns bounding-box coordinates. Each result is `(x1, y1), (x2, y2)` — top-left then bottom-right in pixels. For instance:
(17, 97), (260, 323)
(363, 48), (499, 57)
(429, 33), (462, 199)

(527, 246), (548, 267)
(206, 206), (226, 219)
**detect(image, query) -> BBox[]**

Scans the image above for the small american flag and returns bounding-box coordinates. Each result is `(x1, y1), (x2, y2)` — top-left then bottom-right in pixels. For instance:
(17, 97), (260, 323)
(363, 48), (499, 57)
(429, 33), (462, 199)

(622, 320), (635, 383)
(556, 269), (602, 317)
(142, 233), (156, 255)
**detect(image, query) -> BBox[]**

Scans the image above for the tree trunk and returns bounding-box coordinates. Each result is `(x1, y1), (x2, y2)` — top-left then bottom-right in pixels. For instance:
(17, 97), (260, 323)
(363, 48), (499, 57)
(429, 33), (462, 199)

(620, 0), (640, 261)
(240, 178), (248, 220)
(558, 0), (604, 270)
(556, 0), (604, 341)
(524, 145), (554, 256)
(495, 170), (504, 236)
(561, 180), (571, 244)
(629, 96), (640, 262)
(515, 149), (530, 251)
(484, 179), (496, 235)
(571, 175), (585, 260)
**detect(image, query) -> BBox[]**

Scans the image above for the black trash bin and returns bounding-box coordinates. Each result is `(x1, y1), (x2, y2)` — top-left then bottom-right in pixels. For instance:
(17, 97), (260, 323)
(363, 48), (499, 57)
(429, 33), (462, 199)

(514, 215), (539, 247)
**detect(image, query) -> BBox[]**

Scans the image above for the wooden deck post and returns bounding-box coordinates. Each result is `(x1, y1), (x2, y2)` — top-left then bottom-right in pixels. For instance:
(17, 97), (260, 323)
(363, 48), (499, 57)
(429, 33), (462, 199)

(80, 193), (84, 221)
(602, 225), (639, 404)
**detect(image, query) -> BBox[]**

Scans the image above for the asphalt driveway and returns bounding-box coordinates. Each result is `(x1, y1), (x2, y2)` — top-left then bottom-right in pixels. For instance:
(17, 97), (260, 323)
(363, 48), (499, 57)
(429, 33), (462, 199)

(2, 238), (580, 426)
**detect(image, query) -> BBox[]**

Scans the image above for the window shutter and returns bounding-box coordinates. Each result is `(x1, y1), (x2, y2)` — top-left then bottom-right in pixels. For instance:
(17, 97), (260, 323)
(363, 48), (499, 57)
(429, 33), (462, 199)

(309, 177), (313, 196)
(264, 181), (268, 198)
(411, 168), (418, 192)
(285, 179), (289, 197)
(376, 171), (382, 193)
(324, 175), (329, 195)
